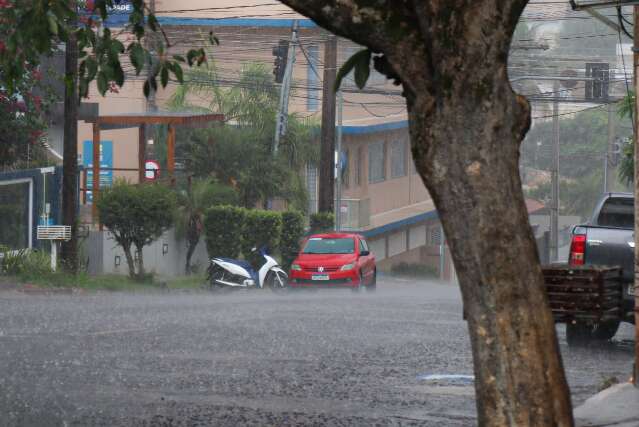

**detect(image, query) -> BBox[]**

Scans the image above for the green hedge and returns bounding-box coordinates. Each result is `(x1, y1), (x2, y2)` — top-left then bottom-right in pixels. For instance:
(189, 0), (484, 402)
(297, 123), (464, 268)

(309, 212), (334, 234)
(204, 205), (246, 259)
(241, 210), (282, 266)
(280, 211), (305, 270)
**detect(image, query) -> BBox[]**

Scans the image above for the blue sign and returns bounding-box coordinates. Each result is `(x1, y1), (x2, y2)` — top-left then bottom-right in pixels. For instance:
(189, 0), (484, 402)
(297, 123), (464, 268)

(83, 141), (113, 203)
(79, 0), (132, 28)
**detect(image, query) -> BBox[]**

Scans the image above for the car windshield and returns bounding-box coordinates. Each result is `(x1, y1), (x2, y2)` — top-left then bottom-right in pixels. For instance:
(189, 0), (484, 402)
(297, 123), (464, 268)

(303, 238), (355, 254)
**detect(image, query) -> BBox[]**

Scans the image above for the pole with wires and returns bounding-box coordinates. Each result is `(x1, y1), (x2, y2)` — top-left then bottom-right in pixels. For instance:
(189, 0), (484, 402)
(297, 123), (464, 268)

(273, 21), (299, 154)
(633, 3), (639, 387)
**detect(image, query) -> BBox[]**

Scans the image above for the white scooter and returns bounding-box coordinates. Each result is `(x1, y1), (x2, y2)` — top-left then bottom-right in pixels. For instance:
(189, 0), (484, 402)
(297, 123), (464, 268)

(206, 247), (288, 291)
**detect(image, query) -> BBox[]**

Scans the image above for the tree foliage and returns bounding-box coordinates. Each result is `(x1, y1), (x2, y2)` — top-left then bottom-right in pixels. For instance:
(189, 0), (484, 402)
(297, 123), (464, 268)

(0, 0), (207, 97)
(240, 210), (282, 267)
(169, 62), (318, 210)
(280, 211), (305, 270)
(96, 181), (176, 280)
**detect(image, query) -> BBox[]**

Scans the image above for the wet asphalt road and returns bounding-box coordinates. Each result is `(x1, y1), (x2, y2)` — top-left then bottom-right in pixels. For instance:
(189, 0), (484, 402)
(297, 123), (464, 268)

(0, 277), (634, 426)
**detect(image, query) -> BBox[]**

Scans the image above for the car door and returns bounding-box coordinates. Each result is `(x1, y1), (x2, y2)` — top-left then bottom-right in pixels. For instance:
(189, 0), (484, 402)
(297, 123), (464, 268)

(358, 238), (374, 282)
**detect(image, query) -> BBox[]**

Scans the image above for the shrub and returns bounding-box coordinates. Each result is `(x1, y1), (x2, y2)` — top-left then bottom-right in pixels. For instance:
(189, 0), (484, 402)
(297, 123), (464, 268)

(1, 249), (52, 277)
(241, 210), (282, 266)
(390, 262), (438, 278)
(204, 205), (246, 259)
(97, 181), (176, 281)
(309, 212), (334, 234)
(280, 211), (305, 270)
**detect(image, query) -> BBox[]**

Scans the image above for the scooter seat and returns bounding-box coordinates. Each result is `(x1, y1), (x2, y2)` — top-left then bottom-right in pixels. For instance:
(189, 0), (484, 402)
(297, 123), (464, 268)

(216, 258), (255, 273)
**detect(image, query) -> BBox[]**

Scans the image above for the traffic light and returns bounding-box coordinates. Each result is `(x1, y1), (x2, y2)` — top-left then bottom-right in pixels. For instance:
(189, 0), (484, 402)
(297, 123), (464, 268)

(272, 40), (289, 83)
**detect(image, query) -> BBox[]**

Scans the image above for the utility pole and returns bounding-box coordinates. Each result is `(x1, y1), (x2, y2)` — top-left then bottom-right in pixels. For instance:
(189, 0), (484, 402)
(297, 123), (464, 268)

(335, 90), (343, 230)
(60, 0), (79, 272)
(606, 102), (616, 192)
(273, 21), (298, 153)
(633, 4), (639, 387)
(550, 80), (560, 263)
(318, 34), (337, 214)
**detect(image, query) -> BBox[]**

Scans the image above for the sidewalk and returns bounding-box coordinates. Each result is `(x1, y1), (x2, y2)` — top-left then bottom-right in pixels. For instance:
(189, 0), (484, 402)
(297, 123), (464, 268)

(574, 382), (639, 427)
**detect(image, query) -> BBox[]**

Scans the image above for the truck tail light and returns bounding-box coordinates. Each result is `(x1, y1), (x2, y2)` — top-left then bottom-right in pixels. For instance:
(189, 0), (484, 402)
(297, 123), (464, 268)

(569, 234), (586, 266)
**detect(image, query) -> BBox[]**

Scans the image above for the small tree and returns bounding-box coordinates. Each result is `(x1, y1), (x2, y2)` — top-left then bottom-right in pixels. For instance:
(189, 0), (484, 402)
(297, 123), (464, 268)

(176, 179), (239, 274)
(96, 181), (176, 281)
(309, 212), (334, 234)
(280, 211), (305, 270)
(241, 210), (282, 267)
(204, 205), (246, 259)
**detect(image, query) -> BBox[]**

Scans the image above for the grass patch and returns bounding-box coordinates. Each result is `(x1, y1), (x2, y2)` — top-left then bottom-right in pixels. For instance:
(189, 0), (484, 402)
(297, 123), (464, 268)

(5, 271), (205, 293)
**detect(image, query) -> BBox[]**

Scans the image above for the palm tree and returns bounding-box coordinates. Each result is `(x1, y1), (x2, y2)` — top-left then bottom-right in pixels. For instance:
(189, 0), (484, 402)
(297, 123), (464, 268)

(168, 60), (318, 210)
(175, 178), (239, 274)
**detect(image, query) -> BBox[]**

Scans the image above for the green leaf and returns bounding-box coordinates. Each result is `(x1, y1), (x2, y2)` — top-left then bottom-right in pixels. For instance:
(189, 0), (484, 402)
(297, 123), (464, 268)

(129, 43), (145, 75)
(79, 78), (89, 99)
(143, 80), (150, 98)
(148, 14), (159, 32)
(209, 31), (220, 45)
(187, 50), (197, 66)
(161, 65), (169, 87)
(173, 55), (186, 63)
(47, 14), (59, 36)
(113, 63), (125, 87)
(335, 49), (371, 92)
(97, 71), (108, 96)
(86, 57), (98, 81)
(172, 62), (184, 83)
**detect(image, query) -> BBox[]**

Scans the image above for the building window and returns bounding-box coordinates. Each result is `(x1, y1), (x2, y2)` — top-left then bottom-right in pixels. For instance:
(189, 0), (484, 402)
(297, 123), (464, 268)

(356, 146), (363, 186)
(306, 44), (320, 111)
(390, 139), (407, 178)
(342, 149), (350, 188)
(368, 140), (386, 183)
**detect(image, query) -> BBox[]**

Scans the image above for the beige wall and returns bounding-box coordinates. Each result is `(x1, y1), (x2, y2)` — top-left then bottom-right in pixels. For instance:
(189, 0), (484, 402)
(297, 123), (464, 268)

(341, 128), (431, 217)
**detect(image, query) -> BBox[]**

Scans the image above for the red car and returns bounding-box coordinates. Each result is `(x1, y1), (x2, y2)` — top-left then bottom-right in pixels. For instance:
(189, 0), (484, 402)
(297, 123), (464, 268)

(288, 233), (376, 290)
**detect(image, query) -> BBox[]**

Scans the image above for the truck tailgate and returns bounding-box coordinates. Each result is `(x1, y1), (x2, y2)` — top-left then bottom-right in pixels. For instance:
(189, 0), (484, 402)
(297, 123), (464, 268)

(584, 227), (634, 282)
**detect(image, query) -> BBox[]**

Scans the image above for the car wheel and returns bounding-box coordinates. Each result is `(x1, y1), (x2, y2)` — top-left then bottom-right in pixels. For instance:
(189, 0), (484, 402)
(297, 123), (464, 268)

(591, 320), (620, 341)
(351, 271), (364, 293)
(566, 322), (593, 347)
(366, 269), (377, 292)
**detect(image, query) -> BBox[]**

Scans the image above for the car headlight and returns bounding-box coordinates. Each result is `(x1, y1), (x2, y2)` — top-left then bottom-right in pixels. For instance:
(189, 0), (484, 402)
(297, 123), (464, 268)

(340, 263), (355, 271)
(291, 264), (302, 271)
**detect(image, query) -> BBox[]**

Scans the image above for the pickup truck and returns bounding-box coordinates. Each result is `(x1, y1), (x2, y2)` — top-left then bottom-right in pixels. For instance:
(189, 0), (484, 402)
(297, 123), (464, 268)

(564, 192), (635, 344)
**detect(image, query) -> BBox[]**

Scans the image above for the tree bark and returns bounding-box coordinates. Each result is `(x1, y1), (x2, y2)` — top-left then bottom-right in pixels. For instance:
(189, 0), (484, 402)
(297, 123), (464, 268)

(278, 1), (574, 425)
(123, 243), (136, 279)
(60, 1), (79, 273)
(136, 245), (145, 281)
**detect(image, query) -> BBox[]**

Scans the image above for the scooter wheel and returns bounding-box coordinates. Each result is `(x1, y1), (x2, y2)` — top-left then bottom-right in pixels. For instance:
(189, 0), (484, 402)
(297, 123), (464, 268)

(266, 271), (288, 293)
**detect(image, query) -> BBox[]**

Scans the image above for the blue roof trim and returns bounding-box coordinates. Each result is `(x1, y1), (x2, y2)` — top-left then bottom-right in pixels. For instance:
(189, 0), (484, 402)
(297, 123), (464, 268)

(362, 209), (439, 239)
(343, 120), (408, 135)
(157, 17), (317, 28)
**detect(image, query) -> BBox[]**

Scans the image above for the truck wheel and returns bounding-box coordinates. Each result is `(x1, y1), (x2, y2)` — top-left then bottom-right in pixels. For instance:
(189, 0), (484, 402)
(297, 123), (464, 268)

(566, 322), (593, 347)
(592, 320), (620, 341)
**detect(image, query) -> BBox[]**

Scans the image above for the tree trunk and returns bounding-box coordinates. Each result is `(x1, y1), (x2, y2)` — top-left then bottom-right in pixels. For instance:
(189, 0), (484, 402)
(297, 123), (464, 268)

(60, 2), (79, 273)
(407, 86), (573, 426)
(123, 243), (136, 280)
(136, 245), (145, 281)
(276, 1), (574, 425)
(185, 237), (198, 275)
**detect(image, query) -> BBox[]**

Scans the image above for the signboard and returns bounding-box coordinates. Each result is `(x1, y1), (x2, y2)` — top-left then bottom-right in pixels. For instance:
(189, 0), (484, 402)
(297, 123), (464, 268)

(145, 160), (160, 181)
(79, 0), (132, 27)
(83, 140), (113, 203)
